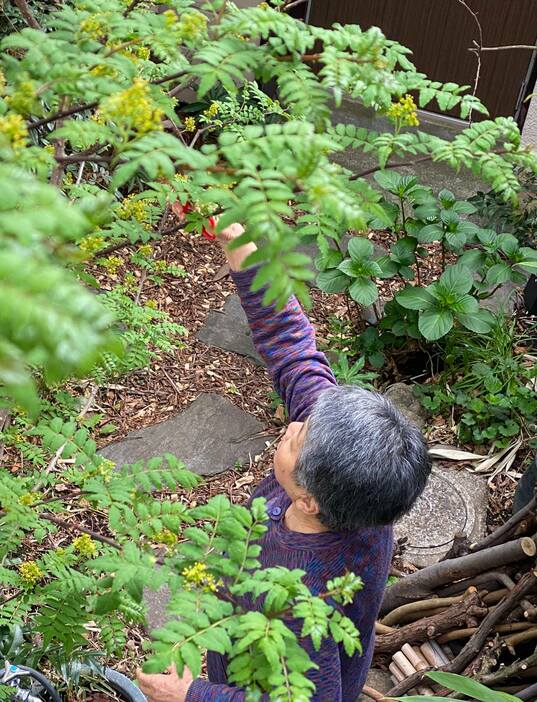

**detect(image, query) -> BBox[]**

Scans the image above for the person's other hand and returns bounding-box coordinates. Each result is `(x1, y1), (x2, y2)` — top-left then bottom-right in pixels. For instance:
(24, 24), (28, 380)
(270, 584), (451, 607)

(213, 220), (244, 246)
(136, 664), (193, 702)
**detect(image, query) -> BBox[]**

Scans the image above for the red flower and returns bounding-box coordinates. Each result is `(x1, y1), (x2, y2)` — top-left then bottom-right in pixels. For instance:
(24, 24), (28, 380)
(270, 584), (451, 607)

(202, 215), (217, 241)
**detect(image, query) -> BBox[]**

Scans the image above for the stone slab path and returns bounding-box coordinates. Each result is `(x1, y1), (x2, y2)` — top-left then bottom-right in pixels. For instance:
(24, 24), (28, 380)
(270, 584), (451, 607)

(99, 392), (268, 476)
(197, 294), (264, 365)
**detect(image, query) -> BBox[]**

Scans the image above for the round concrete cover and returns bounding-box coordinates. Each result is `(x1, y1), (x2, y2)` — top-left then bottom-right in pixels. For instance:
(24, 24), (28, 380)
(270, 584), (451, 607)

(394, 465), (486, 567)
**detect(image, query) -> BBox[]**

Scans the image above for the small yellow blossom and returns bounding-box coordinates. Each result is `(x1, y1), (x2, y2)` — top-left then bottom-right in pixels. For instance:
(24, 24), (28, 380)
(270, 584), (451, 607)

(19, 492), (41, 506)
(79, 234), (105, 255)
(0, 113), (28, 151)
(63, 171), (74, 186)
(79, 14), (109, 40)
(90, 64), (117, 78)
(72, 533), (97, 558)
(203, 101), (220, 119)
(258, 2), (270, 9)
(387, 94), (420, 129)
(145, 299), (158, 309)
(178, 12), (207, 40)
(162, 9), (178, 26)
(98, 78), (163, 135)
(174, 173), (189, 183)
(5, 80), (37, 116)
(154, 260), (168, 273)
(184, 116), (196, 132)
(117, 194), (150, 223)
(101, 256), (123, 274)
(182, 562), (218, 593)
(19, 561), (43, 587)
(123, 272), (137, 289)
(138, 243), (153, 256)
(154, 529), (177, 547)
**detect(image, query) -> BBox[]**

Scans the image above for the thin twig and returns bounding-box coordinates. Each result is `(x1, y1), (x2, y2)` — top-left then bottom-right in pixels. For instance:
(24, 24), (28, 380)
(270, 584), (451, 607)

(457, 0), (483, 125)
(280, 0), (309, 12)
(471, 494), (537, 552)
(41, 512), (121, 550)
(479, 44), (537, 52)
(123, 0), (144, 16)
(12, 0), (42, 30)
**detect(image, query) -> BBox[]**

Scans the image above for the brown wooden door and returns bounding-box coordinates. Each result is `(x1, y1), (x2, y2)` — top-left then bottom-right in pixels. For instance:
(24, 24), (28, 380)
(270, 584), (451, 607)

(308, 0), (537, 120)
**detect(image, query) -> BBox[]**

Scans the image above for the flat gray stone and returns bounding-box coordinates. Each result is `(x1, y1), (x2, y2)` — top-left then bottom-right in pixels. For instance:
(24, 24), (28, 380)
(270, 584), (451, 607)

(384, 382), (427, 428)
(100, 393), (267, 476)
(480, 281), (520, 316)
(144, 585), (170, 632)
(197, 294), (264, 365)
(394, 463), (487, 567)
(357, 669), (392, 702)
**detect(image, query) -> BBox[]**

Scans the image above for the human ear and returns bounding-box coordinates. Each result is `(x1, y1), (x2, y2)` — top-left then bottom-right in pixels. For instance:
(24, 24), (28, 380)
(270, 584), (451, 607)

(296, 493), (320, 516)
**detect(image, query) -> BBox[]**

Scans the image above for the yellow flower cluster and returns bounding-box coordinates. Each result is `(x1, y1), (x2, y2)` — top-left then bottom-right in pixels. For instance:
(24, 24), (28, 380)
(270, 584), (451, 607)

(184, 116), (196, 132)
(138, 243), (153, 256)
(19, 561), (43, 587)
(101, 256), (123, 273)
(72, 533), (97, 558)
(98, 78), (163, 135)
(387, 94), (420, 128)
(80, 14), (109, 40)
(182, 562), (218, 593)
(90, 64), (117, 79)
(18, 492), (40, 506)
(5, 80), (36, 116)
(174, 173), (189, 183)
(162, 9), (178, 27)
(178, 12), (208, 40)
(117, 193), (150, 222)
(154, 529), (178, 547)
(0, 113), (28, 151)
(203, 101), (220, 119)
(145, 299), (158, 309)
(154, 260), (168, 273)
(79, 234), (105, 255)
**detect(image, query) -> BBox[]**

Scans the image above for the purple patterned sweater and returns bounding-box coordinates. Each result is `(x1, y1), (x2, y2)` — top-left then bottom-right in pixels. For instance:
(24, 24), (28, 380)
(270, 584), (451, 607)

(185, 267), (393, 702)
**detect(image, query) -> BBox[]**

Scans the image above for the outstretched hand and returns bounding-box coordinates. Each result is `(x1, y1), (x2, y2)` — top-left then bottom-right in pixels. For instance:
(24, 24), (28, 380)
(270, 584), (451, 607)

(136, 664), (193, 702)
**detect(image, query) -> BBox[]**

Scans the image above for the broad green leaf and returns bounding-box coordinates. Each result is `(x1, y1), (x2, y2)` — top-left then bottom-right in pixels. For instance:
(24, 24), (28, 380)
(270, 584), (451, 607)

(418, 308), (454, 340)
(416, 223), (444, 243)
(396, 286), (435, 311)
(347, 237), (374, 262)
(348, 278), (378, 307)
(316, 269), (350, 293)
(439, 265), (473, 296)
(426, 672), (520, 702)
(457, 308), (494, 334)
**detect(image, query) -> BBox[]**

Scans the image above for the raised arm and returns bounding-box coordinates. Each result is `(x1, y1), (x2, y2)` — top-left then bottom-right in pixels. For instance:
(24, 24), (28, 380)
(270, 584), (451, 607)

(218, 225), (336, 421)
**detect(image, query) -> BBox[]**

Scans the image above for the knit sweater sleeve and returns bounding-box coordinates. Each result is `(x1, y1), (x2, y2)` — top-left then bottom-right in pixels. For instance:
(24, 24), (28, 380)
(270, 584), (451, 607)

(184, 635), (343, 702)
(230, 267), (336, 421)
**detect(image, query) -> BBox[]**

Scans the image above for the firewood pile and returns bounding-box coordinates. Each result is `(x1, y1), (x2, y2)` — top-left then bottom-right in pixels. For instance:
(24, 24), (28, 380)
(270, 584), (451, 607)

(372, 495), (537, 699)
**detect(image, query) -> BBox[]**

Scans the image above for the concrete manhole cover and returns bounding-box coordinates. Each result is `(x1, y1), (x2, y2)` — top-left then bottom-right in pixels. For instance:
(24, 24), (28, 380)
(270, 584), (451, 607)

(394, 464), (487, 567)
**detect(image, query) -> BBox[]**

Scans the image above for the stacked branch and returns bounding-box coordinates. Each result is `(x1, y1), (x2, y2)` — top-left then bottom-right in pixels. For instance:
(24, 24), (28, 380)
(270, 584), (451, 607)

(374, 497), (537, 697)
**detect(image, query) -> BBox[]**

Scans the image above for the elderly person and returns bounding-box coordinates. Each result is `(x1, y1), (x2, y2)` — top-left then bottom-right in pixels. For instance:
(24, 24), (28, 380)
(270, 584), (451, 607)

(138, 224), (431, 702)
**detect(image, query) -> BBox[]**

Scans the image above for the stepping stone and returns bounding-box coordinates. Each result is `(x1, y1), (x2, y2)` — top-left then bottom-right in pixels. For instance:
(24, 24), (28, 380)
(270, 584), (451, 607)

(144, 585), (171, 632)
(357, 669), (392, 702)
(394, 463), (487, 567)
(99, 392), (268, 476)
(384, 382), (427, 428)
(197, 294), (264, 365)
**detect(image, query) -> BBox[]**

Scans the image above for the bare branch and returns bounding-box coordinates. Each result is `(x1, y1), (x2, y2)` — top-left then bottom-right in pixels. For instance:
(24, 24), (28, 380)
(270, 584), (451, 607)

(457, 0), (483, 125)
(479, 44), (537, 52)
(11, 0), (42, 30)
(123, 0), (144, 16)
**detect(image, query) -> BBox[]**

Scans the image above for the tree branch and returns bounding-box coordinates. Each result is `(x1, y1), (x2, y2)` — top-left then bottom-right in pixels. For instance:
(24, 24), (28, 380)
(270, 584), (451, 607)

(478, 44), (537, 52)
(123, 0), (144, 16)
(12, 0), (42, 30)
(457, 0), (483, 124)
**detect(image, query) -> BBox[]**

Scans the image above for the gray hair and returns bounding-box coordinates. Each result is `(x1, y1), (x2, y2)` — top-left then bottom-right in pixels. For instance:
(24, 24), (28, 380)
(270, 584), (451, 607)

(294, 386), (431, 531)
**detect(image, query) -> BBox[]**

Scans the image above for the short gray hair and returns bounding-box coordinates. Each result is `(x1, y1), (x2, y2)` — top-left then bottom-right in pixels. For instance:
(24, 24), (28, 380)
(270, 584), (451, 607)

(294, 386), (431, 531)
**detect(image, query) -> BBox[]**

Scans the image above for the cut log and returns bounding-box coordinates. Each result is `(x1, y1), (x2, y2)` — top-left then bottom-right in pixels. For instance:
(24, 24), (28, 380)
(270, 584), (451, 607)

(380, 590), (474, 627)
(381, 537), (536, 615)
(375, 591), (487, 654)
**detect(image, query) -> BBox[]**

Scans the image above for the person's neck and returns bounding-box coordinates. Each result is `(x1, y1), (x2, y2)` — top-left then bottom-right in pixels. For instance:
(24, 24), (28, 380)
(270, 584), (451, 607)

(284, 502), (330, 534)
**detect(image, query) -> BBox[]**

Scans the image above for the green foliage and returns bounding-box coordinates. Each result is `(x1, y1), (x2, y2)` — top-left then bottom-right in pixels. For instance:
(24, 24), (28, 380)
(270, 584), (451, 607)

(399, 670), (520, 702)
(1, 0), (536, 696)
(417, 317), (537, 447)
(469, 168), (537, 248)
(331, 353), (378, 389)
